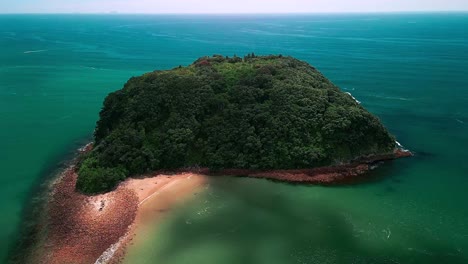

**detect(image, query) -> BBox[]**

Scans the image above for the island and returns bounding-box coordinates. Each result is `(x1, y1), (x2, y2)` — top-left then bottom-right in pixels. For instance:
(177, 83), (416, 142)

(77, 54), (408, 194)
(19, 55), (411, 264)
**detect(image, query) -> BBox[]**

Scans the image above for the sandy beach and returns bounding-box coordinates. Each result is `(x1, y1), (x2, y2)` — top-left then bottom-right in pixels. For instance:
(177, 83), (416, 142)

(37, 168), (206, 264)
(35, 147), (410, 264)
(103, 173), (207, 264)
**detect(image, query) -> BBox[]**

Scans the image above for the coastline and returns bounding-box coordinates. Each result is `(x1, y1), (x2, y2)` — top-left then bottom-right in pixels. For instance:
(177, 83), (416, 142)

(38, 165), (207, 264)
(214, 149), (413, 184)
(35, 147), (410, 264)
(99, 173), (207, 264)
(142, 148), (412, 185)
(113, 173), (207, 263)
(41, 167), (139, 264)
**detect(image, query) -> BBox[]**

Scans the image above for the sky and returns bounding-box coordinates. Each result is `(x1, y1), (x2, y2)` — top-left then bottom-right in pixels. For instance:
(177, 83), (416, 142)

(1, 0), (468, 14)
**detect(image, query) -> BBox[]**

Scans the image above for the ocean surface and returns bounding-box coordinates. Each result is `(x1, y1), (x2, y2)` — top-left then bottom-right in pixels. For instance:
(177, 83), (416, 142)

(1, 13), (467, 263)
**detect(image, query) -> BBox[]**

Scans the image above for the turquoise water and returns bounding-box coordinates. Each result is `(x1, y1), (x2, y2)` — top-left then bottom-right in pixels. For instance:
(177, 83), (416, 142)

(1, 13), (467, 263)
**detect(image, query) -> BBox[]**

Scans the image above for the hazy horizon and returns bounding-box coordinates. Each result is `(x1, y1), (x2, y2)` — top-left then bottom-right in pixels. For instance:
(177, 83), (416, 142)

(2, 0), (468, 14)
(2, 11), (468, 15)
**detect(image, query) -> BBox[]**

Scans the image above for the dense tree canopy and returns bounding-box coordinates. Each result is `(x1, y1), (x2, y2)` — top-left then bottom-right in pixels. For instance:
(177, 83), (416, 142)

(77, 55), (396, 194)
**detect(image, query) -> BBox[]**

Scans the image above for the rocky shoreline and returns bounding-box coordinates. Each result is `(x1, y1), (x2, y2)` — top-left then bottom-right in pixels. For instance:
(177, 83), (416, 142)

(152, 148), (413, 185)
(42, 168), (139, 264)
(35, 147), (410, 264)
(225, 149), (413, 184)
(37, 165), (206, 264)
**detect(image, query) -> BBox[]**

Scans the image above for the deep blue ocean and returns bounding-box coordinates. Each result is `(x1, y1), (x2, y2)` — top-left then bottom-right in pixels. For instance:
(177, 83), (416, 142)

(0, 13), (467, 263)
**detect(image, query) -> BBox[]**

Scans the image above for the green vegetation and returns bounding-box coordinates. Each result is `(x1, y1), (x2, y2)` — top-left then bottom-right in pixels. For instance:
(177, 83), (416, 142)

(76, 55), (396, 194)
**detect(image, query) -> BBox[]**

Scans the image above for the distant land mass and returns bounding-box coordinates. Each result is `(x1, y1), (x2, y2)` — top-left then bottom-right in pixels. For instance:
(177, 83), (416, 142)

(76, 54), (408, 194)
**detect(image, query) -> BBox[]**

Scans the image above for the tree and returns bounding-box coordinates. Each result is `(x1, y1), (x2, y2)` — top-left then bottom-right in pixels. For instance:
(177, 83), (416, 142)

(76, 55), (396, 193)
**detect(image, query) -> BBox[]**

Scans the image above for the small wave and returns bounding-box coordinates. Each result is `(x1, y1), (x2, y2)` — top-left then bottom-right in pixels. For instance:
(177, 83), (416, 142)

(382, 228), (392, 239)
(81, 66), (98, 70)
(371, 95), (413, 101)
(78, 143), (93, 153)
(94, 241), (121, 264)
(386, 97), (412, 101)
(345, 92), (361, 104)
(196, 206), (210, 215)
(238, 28), (316, 38)
(396, 141), (410, 152)
(150, 33), (173, 38)
(58, 114), (73, 120)
(455, 119), (464, 124)
(23, 49), (47, 54)
(360, 18), (380, 21)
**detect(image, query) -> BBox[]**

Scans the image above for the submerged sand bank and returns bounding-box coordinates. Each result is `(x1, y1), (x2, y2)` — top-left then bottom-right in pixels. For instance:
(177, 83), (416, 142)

(104, 173), (207, 264)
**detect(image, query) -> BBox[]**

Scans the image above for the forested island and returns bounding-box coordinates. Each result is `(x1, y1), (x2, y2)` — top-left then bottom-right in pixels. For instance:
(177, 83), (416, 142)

(12, 54), (412, 264)
(77, 54), (406, 194)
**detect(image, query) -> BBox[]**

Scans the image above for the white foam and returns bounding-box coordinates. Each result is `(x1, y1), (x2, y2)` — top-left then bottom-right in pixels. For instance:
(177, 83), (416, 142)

(78, 142), (93, 153)
(372, 95), (412, 101)
(395, 141), (409, 152)
(93, 175), (193, 263)
(23, 49), (47, 54)
(382, 228), (392, 239)
(94, 241), (121, 264)
(345, 92), (361, 104)
(82, 66), (98, 70)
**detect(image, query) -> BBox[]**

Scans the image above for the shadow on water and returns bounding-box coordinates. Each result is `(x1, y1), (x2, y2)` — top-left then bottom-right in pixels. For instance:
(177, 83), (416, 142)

(6, 135), (92, 264)
(151, 177), (467, 264)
